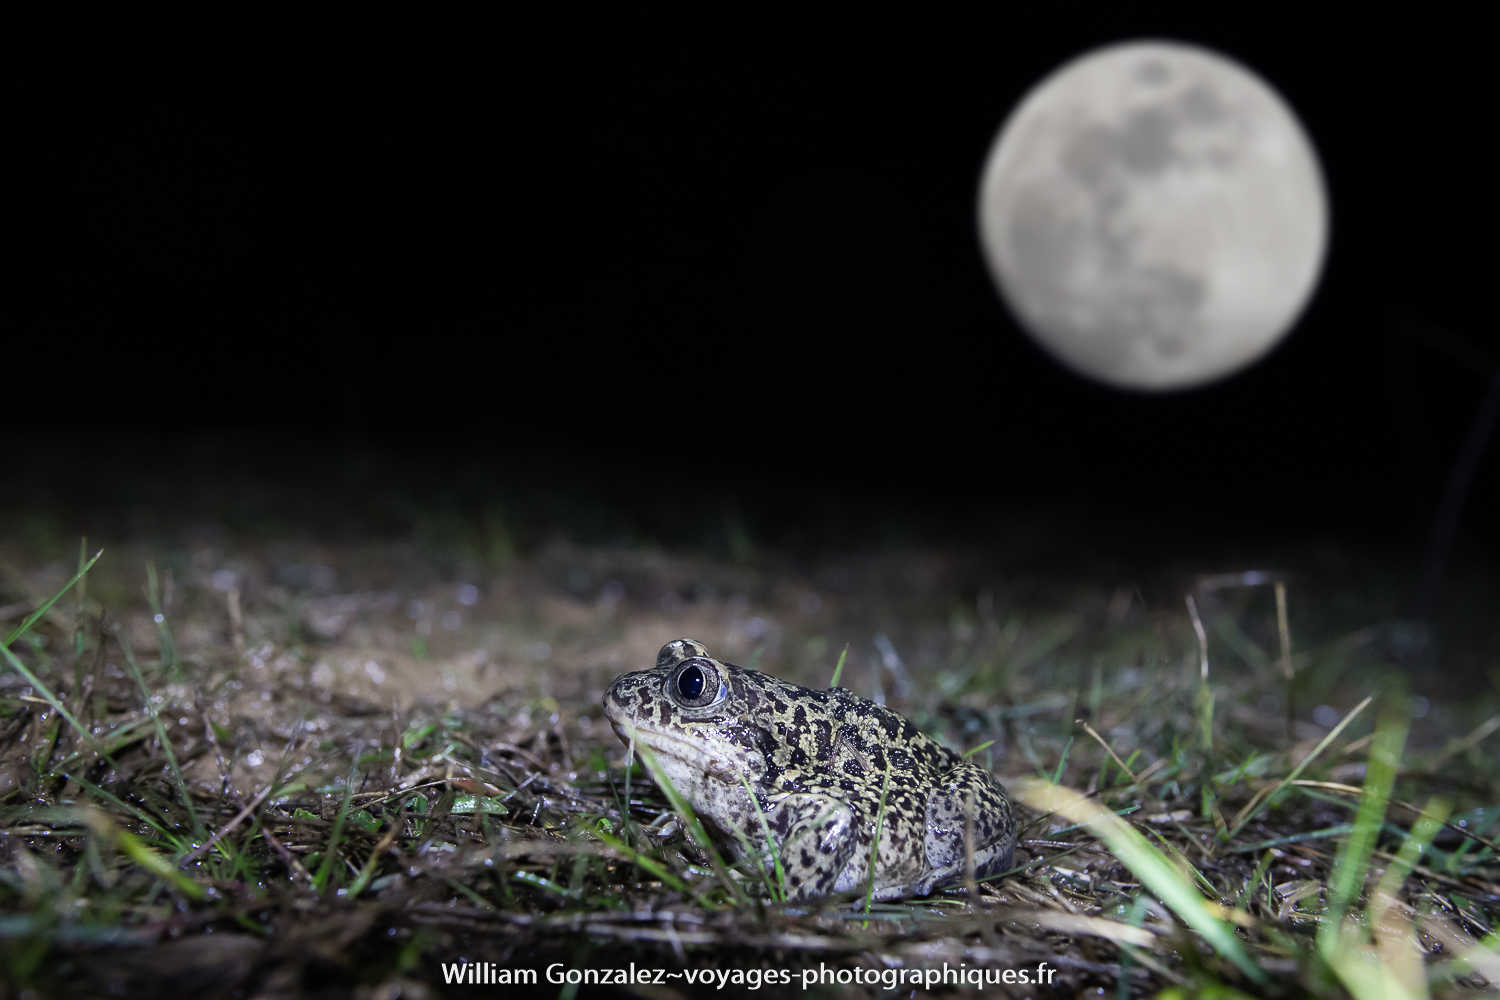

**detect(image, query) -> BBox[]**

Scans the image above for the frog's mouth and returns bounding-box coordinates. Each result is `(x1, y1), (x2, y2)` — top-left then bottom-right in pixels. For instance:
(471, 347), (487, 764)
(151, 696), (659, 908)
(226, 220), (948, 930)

(609, 718), (748, 784)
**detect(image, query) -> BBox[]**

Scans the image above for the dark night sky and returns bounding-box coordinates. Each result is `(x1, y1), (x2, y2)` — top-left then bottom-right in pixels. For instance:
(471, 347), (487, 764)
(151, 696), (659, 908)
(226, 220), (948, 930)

(5, 6), (1496, 549)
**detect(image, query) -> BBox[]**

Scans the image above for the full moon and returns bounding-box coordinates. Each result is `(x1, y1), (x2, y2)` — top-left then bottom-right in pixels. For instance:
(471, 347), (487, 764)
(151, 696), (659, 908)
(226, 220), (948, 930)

(977, 41), (1328, 391)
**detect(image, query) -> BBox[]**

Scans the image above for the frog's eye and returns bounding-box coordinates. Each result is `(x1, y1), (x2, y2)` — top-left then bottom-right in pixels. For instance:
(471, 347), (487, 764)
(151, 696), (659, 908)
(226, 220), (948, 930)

(667, 657), (725, 709)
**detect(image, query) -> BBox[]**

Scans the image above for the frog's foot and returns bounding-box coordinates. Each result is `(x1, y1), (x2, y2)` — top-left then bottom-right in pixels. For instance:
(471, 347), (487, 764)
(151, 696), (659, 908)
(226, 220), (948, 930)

(896, 841), (1015, 899)
(767, 794), (856, 902)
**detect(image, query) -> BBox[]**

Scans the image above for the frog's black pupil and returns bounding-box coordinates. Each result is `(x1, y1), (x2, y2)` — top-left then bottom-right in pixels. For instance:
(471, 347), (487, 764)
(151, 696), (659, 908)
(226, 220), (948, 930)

(677, 665), (704, 700)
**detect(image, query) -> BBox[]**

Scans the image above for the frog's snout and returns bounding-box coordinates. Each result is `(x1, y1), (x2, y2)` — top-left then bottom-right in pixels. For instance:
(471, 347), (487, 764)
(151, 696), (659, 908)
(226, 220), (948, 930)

(602, 669), (654, 729)
(601, 673), (630, 723)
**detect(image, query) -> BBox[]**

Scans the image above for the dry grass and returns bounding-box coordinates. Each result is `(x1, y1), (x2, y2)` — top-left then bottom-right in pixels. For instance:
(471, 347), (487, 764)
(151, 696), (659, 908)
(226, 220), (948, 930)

(1, 534), (1499, 998)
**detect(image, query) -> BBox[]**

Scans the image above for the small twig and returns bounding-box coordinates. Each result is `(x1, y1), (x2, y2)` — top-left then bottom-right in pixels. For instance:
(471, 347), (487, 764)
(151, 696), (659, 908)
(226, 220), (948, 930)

(255, 816), (314, 885)
(1291, 780), (1500, 854)
(1131, 756), (1171, 785)
(180, 784), (274, 866)
(490, 741), (549, 770)
(1275, 581), (1294, 741)
(347, 817), (404, 896)
(1077, 720), (1139, 785)
(980, 844), (1087, 883)
(1185, 594), (1208, 683)
(1428, 712), (1500, 772)
(227, 586), (244, 654)
(1226, 695), (1372, 838)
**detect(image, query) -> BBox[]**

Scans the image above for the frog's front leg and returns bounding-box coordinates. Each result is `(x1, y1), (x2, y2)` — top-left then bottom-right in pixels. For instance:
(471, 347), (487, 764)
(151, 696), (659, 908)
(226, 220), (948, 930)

(762, 793), (856, 901)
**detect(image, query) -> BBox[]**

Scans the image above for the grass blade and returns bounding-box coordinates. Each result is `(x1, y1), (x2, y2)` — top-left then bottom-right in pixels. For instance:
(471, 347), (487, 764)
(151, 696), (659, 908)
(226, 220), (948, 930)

(117, 635), (204, 839)
(1012, 777), (1267, 985)
(314, 762), (359, 894)
(347, 820), (401, 897)
(81, 808), (204, 900)
(829, 643), (849, 688)
(963, 739), (996, 760)
(1369, 797), (1449, 995)
(980, 843), (1086, 883)
(593, 829), (695, 896)
(0, 643), (102, 756)
(1228, 824), (1354, 854)
(1371, 799), (1448, 907)
(1052, 735), (1074, 783)
(1319, 709), (1407, 956)
(2, 550), (102, 649)
(0, 551), (106, 755)
(144, 561), (180, 678)
(735, 771), (785, 901)
(1227, 695), (1372, 838)
(1235, 849), (1277, 910)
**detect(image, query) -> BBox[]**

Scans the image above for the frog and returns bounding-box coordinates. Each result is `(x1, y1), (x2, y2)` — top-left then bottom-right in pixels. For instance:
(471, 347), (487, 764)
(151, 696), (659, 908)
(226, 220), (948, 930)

(602, 638), (1015, 902)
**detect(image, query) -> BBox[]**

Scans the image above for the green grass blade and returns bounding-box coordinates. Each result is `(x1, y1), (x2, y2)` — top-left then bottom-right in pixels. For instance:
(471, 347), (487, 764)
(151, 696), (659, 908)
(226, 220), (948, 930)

(829, 643), (849, 688)
(314, 763), (360, 894)
(345, 825), (396, 898)
(0, 643), (102, 755)
(735, 771), (785, 902)
(144, 561), (180, 678)
(1012, 777), (1267, 985)
(72, 773), (170, 837)
(1235, 848), (1277, 910)
(1228, 824), (1354, 854)
(1052, 736), (1074, 783)
(1146, 828), (1223, 901)
(1048, 804), (1141, 837)
(1319, 710), (1407, 956)
(72, 538), (89, 669)
(2, 550), (102, 649)
(979, 843), (1085, 883)
(81, 808), (204, 899)
(1364, 794), (1449, 984)
(117, 635), (204, 839)
(1371, 798), (1448, 907)
(0, 548), (106, 756)
(52, 716), (150, 773)
(962, 739), (996, 760)
(593, 829), (693, 896)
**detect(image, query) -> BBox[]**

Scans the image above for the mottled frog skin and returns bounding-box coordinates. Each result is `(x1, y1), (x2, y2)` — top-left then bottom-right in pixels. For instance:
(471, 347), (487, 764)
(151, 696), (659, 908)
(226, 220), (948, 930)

(603, 639), (1015, 901)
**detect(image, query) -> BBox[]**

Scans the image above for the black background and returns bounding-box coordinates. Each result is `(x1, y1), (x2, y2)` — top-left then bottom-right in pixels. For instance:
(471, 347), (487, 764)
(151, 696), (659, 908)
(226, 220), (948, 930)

(5, 6), (1496, 554)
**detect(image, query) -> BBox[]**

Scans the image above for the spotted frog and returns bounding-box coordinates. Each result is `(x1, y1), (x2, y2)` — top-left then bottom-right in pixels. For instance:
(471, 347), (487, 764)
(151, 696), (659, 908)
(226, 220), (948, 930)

(603, 638), (1016, 901)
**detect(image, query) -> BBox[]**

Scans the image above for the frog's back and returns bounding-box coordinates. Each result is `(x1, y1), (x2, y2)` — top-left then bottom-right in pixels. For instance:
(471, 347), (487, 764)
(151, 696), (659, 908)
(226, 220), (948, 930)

(739, 673), (955, 795)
